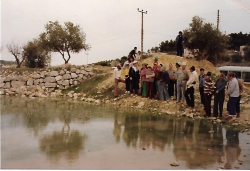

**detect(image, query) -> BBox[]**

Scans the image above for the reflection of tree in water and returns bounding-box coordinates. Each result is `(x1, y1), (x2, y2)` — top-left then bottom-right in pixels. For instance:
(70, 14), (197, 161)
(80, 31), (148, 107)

(39, 115), (88, 162)
(224, 129), (241, 169)
(115, 113), (229, 169)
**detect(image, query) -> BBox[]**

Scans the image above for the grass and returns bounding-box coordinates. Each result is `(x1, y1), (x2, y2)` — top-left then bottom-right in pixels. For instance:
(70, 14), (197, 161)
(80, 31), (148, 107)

(61, 74), (112, 98)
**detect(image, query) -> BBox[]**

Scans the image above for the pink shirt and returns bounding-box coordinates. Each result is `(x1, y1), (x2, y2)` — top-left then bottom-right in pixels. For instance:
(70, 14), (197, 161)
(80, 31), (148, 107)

(140, 68), (147, 82)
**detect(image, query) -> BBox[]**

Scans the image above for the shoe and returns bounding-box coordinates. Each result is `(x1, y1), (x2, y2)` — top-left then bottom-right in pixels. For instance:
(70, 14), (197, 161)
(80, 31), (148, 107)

(236, 113), (240, 118)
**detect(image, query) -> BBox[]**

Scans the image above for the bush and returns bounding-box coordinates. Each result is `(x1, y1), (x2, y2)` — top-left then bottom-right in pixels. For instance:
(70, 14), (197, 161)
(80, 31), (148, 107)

(231, 54), (243, 63)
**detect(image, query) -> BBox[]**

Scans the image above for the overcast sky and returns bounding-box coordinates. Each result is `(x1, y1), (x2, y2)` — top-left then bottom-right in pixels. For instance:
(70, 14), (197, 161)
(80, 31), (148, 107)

(1, 0), (250, 66)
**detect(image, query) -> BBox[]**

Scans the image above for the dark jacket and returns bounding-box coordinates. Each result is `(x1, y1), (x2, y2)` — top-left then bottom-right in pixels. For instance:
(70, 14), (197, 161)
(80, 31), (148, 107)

(129, 67), (140, 82)
(162, 71), (169, 84)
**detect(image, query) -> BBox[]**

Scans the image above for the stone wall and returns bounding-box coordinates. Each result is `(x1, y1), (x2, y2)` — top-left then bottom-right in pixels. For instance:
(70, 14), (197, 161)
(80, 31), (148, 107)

(0, 65), (95, 98)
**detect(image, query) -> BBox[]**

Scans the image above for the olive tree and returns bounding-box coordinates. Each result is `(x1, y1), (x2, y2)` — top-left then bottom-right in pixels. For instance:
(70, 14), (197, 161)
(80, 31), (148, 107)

(23, 39), (51, 68)
(7, 42), (25, 68)
(183, 16), (228, 64)
(40, 21), (90, 64)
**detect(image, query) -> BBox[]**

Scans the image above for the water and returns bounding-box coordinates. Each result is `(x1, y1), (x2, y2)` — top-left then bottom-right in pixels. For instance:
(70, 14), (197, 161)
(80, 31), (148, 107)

(1, 96), (250, 169)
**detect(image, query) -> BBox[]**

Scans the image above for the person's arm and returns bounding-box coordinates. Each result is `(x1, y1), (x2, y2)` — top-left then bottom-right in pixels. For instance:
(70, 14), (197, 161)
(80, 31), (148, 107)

(217, 80), (227, 92)
(227, 81), (236, 95)
(186, 73), (194, 86)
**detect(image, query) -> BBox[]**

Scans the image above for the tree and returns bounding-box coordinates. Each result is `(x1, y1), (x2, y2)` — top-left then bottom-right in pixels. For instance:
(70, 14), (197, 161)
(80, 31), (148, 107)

(228, 32), (250, 50)
(7, 42), (25, 68)
(23, 39), (51, 68)
(40, 21), (90, 64)
(183, 16), (228, 64)
(159, 40), (176, 52)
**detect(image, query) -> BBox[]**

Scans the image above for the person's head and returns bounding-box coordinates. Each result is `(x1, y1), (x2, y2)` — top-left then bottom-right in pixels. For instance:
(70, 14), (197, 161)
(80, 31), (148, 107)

(169, 63), (173, 69)
(206, 71), (212, 77)
(176, 62), (181, 68)
(154, 57), (158, 62)
(190, 66), (195, 72)
(142, 63), (147, 68)
(162, 66), (166, 71)
(133, 60), (138, 67)
(181, 62), (186, 69)
(134, 47), (137, 50)
(200, 68), (204, 75)
(179, 31), (183, 36)
(117, 64), (121, 70)
(205, 75), (210, 82)
(125, 63), (130, 68)
(153, 62), (158, 68)
(147, 66), (152, 70)
(219, 73), (225, 80)
(227, 72), (235, 80)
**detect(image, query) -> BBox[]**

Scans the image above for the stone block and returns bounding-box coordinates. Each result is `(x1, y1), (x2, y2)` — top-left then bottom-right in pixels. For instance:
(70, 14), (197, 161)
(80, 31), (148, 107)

(55, 75), (62, 81)
(50, 71), (59, 77)
(45, 82), (57, 88)
(11, 81), (26, 88)
(27, 78), (34, 86)
(62, 74), (71, 80)
(44, 77), (56, 83)
(59, 70), (65, 75)
(32, 74), (41, 79)
(62, 80), (69, 86)
(71, 68), (77, 73)
(81, 70), (87, 75)
(71, 73), (77, 78)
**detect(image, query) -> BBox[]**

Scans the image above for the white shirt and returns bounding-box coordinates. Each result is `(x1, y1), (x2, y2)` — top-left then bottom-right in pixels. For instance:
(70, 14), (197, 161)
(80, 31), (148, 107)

(186, 70), (198, 88)
(113, 68), (122, 79)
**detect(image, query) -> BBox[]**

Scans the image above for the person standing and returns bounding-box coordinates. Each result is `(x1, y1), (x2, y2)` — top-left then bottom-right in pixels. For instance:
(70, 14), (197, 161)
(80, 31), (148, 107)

(203, 74), (214, 117)
(176, 62), (189, 103)
(160, 66), (170, 101)
(185, 66), (198, 109)
(146, 66), (155, 99)
(213, 73), (227, 118)
(153, 58), (161, 98)
(123, 63), (130, 93)
(199, 68), (205, 106)
(128, 47), (137, 60)
(129, 61), (140, 96)
(113, 64), (125, 97)
(176, 31), (184, 57)
(140, 63), (147, 97)
(168, 63), (177, 99)
(236, 78), (244, 118)
(226, 72), (239, 119)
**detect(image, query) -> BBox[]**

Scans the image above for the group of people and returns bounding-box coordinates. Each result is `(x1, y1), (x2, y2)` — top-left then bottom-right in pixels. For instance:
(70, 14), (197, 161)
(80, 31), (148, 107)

(113, 53), (244, 120)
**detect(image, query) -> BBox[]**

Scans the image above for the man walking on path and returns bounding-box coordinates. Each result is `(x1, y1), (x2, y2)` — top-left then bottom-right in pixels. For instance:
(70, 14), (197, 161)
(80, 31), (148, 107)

(226, 72), (239, 120)
(185, 66), (198, 109)
(176, 31), (184, 57)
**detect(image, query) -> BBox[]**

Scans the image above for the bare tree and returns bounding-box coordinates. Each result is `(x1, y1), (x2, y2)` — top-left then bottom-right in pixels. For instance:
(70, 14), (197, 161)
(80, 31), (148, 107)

(7, 42), (25, 68)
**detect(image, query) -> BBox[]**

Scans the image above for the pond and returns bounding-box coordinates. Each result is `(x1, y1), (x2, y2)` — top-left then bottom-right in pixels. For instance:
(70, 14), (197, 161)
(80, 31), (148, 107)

(1, 96), (250, 170)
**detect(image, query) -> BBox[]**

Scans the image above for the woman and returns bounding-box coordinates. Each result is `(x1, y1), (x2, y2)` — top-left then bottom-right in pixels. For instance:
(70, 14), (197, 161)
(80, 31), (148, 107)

(140, 63), (147, 97)
(213, 73), (227, 118)
(129, 61), (140, 96)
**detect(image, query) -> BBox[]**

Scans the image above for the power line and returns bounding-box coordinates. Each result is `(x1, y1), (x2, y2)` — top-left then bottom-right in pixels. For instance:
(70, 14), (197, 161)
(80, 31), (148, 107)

(138, 8), (147, 58)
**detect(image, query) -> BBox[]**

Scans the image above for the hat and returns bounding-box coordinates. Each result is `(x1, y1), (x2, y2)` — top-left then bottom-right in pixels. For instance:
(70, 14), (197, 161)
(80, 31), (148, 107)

(154, 57), (158, 61)
(162, 66), (166, 70)
(181, 61), (186, 65)
(179, 30), (182, 33)
(125, 63), (130, 66)
(176, 62), (181, 66)
(133, 60), (138, 64)
(147, 66), (152, 68)
(142, 63), (148, 66)
(190, 66), (195, 71)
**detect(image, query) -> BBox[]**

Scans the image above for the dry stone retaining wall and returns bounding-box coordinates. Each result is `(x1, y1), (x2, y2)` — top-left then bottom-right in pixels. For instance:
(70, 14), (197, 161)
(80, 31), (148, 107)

(0, 66), (95, 98)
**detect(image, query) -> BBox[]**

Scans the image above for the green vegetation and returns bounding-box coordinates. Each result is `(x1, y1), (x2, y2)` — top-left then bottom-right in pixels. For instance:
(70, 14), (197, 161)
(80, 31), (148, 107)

(231, 54), (243, 63)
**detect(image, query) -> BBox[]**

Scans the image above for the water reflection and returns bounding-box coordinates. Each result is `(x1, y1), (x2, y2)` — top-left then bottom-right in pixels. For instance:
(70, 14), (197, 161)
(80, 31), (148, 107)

(1, 96), (248, 169)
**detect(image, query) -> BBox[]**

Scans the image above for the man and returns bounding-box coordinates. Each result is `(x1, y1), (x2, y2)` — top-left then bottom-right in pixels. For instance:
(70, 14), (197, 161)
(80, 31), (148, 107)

(168, 63), (177, 99)
(226, 72), (239, 120)
(176, 31), (184, 57)
(113, 64), (125, 97)
(153, 58), (161, 97)
(160, 66), (170, 101)
(236, 78), (244, 118)
(203, 73), (214, 117)
(128, 47), (137, 60)
(199, 68), (205, 106)
(176, 62), (189, 103)
(146, 66), (155, 99)
(185, 66), (198, 109)
(129, 61), (140, 96)
(140, 63), (147, 97)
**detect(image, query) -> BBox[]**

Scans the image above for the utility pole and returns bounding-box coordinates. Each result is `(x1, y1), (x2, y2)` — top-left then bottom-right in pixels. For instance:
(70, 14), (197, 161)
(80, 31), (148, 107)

(217, 9), (220, 30)
(138, 8), (147, 59)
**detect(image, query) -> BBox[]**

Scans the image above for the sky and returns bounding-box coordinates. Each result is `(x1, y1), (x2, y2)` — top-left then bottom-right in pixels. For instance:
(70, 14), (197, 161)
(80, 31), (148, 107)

(1, 0), (250, 66)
